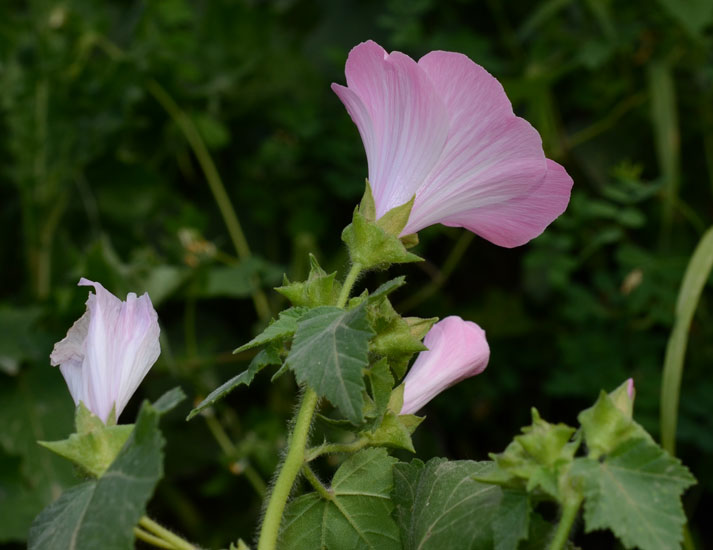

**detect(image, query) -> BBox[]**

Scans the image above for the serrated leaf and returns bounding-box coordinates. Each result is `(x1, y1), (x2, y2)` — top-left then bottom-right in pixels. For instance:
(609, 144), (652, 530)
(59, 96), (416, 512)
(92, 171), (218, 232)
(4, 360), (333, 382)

(286, 305), (373, 424)
(188, 347), (281, 420)
(280, 448), (400, 549)
(28, 389), (183, 549)
(233, 307), (307, 354)
(493, 489), (530, 550)
(572, 438), (696, 550)
(393, 458), (501, 549)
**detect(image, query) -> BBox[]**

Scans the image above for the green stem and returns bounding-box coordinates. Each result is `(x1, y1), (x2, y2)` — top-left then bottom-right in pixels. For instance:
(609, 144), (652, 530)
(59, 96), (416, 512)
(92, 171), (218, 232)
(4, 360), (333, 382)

(337, 262), (363, 308)
(302, 464), (333, 501)
(305, 437), (370, 462)
(146, 79), (271, 322)
(257, 388), (319, 550)
(138, 516), (195, 550)
(548, 496), (582, 550)
(134, 527), (174, 549)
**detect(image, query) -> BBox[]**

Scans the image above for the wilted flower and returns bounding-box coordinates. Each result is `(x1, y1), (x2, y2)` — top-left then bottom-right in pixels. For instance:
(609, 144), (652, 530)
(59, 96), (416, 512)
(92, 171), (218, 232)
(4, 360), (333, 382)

(50, 278), (160, 423)
(400, 316), (489, 415)
(332, 40), (573, 247)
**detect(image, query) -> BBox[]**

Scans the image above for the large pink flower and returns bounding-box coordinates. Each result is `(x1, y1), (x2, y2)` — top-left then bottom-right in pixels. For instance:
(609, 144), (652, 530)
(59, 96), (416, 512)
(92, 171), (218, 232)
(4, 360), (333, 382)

(332, 40), (573, 247)
(50, 278), (161, 423)
(400, 316), (489, 415)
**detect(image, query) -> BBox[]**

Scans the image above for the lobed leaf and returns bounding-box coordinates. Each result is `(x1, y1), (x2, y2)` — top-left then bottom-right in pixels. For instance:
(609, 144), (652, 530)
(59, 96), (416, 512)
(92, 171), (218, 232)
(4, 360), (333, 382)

(286, 305), (373, 424)
(279, 448), (400, 549)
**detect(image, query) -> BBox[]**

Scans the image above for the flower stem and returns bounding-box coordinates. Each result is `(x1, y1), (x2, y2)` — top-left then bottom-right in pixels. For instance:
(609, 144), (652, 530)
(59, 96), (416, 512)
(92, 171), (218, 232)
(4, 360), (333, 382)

(304, 437), (369, 462)
(257, 388), (319, 550)
(138, 516), (195, 550)
(548, 495), (582, 550)
(337, 262), (363, 308)
(134, 527), (174, 549)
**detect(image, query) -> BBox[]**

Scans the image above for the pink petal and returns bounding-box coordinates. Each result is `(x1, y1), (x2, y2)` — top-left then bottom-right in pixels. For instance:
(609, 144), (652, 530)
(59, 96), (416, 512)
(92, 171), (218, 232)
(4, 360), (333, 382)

(332, 40), (449, 217)
(400, 51), (571, 245)
(437, 160), (573, 247)
(51, 278), (160, 423)
(400, 316), (489, 415)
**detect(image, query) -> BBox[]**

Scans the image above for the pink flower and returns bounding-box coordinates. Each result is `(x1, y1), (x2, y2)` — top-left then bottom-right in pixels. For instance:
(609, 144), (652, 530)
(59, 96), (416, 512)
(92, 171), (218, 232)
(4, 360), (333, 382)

(400, 316), (489, 415)
(50, 278), (161, 423)
(332, 40), (573, 247)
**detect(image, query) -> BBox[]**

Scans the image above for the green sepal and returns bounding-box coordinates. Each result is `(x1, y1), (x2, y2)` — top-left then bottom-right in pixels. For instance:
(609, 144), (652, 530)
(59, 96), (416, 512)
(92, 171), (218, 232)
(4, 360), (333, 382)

(38, 402), (133, 478)
(578, 387), (650, 460)
(400, 233), (419, 249)
(388, 383), (405, 415)
(375, 195), (415, 237)
(359, 180), (377, 222)
(489, 408), (580, 500)
(367, 358), (394, 421)
(368, 298), (427, 378)
(342, 207), (422, 270)
(228, 540), (251, 550)
(404, 316), (438, 341)
(275, 255), (341, 307)
(363, 411), (422, 453)
(609, 378), (635, 419)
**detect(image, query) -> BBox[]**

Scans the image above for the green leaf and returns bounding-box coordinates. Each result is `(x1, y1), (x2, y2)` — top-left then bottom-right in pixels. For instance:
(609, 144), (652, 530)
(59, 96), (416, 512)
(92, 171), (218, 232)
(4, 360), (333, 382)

(492, 490), (530, 550)
(661, 225), (713, 454)
(367, 276), (406, 305)
(188, 346), (281, 420)
(28, 389), (184, 549)
(233, 307), (307, 354)
(276, 255), (341, 308)
(280, 448), (400, 550)
(393, 458), (501, 549)
(286, 305), (373, 424)
(342, 207), (422, 270)
(572, 438), (696, 550)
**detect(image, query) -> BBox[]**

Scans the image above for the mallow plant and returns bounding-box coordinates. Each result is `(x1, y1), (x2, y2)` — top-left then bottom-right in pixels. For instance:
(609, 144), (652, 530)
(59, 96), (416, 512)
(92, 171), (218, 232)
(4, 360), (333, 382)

(29, 41), (694, 550)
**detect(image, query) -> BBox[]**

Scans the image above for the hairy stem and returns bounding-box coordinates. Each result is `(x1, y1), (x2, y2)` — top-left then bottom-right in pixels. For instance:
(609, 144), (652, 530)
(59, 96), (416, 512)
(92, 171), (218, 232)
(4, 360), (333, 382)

(305, 437), (370, 462)
(138, 516), (195, 550)
(548, 495), (582, 550)
(134, 527), (174, 549)
(257, 388), (319, 550)
(337, 262), (363, 308)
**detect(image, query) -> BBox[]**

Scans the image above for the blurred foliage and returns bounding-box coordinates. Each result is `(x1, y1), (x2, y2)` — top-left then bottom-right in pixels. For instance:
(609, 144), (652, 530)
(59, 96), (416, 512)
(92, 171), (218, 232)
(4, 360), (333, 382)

(1, 0), (712, 548)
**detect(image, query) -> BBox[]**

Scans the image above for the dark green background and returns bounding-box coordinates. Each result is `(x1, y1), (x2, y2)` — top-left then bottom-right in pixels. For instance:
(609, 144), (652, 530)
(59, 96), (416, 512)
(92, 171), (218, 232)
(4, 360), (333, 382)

(1, 0), (712, 547)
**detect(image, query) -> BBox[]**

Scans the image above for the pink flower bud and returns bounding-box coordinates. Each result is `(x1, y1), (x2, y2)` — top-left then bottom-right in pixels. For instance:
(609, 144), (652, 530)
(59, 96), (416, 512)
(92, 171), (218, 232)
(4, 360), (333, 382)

(332, 41), (573, 247)
(400, 316), (489, 415)
(50, 278), (160, 423)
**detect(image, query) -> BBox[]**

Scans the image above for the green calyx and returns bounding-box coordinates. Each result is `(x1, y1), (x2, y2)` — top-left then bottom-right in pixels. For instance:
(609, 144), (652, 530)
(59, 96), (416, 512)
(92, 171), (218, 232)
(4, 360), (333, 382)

(342, 181), (422, 269)
(276, 254), (341, 308)
(487, 409), (580, 500)
(38, 402), (133, 477)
